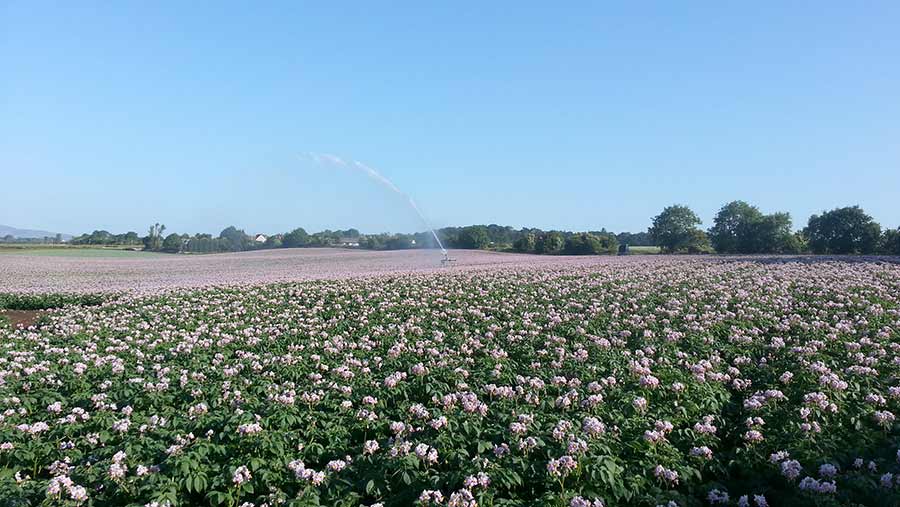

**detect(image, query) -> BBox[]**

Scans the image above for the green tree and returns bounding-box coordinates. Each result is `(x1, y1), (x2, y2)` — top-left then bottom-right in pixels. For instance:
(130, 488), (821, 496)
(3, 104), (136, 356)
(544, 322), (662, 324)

(412, 231), (435, 249)
(386, 235), (414, 249)
(309, 232), (333, 247)
(283, 228), (310, 248)
(536, 231), (565, 254)
(564, 233), (618, 255)
(513, 233), (537, 253)
(708, 201), (763, 253)
(162, 233), (183, 253)
(218, 226), (249, 251)
(685, 229), (713, 253)
(615, 231), (653, 247)
(457, 226), (490, 249)
(264, 235), (283, 248)
(122, 231), (140, 245)
(186, 233), (214, 253)
(361, 234), (387, 250)
(746, 212), (797, 253)
(879, 228), (900, 255)
(803, 206), (882, 254)
(143, 223), (165, 251)
(709, 201), (799, 254)
(649, 205), (706, 253)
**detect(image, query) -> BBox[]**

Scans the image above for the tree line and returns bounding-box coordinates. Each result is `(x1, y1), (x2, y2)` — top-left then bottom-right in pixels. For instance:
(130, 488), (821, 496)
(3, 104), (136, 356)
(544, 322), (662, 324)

(1, 234), (65, 244)
(648, 202), (900, 255)
(69, 230), (141, 246)
(66, 201), (899, 256)
(125, 224), (626, 255)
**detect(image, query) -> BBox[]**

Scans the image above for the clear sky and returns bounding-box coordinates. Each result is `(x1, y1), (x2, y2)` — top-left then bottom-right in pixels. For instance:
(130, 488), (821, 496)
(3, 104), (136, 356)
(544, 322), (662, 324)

(2, 2), (899, 236)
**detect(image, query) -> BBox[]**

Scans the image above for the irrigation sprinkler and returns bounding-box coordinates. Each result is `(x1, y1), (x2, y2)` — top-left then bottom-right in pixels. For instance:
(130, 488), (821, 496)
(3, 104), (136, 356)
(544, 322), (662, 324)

(307, 153), (452, 266)
(440, 251), (456, 267)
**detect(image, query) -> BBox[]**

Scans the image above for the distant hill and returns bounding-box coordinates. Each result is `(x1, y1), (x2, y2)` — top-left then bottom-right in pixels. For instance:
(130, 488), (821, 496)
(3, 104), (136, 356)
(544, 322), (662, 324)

(0, 224), (73, 240)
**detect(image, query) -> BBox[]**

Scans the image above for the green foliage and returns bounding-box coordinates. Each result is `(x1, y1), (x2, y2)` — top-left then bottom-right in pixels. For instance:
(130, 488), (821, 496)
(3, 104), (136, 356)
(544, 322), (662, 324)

(144, 223), (166, 251)
(219, 226), (251, 252)
(513, 233), (537, 253)
(0, 292), (105, 310)
(684, 229), (713, 254)
(456, 226), (491, 250)
(440, 225), (518, 250)
(3, 263), (900, 505)
(385, 235), (414, 250)
(709, 202), (799, 254)
(360, 235), (385, 250)
(748, 213), (799, 254)
(563, 233), (618, 255)
(0, 234), (65, 245)
(708, 201), (763, 253)
(162, 233), (184, 253)
(141, 225), (257, 254)
(536, 231), (565, 254)
(649, 205), (707, 254)
(803, 206), (882, 254)
(70, 230), (141, 246)
(186, 234), (220, 254)
(615, 231), (654, 247)
(780, 230), (804, 254)
(283, 228), (310, 249)
(880, 228), (900, 255)
(265, 235), (283, 249)
(65, 207), (890, 259)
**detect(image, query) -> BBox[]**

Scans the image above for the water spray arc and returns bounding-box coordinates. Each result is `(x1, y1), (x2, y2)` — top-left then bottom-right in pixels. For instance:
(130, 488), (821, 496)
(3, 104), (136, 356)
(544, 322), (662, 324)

(307, 153), (448, 257)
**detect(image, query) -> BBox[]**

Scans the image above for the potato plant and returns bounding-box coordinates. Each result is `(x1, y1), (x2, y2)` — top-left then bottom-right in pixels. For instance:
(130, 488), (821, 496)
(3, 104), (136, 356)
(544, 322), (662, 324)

(1, 258), (899, 506)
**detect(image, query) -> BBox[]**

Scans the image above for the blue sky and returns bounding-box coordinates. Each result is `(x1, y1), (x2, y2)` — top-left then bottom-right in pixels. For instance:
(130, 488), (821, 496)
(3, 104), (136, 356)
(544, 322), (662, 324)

(2, 2), (898, 236)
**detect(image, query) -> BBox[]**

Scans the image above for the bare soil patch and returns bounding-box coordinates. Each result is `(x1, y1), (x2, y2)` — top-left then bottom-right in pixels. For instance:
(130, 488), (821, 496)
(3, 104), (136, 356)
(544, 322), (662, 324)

(0, 309), (44, 328)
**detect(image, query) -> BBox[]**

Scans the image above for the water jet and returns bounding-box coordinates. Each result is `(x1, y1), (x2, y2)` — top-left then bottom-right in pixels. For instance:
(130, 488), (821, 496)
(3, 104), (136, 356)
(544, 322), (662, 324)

(306, 153), (448, 257)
